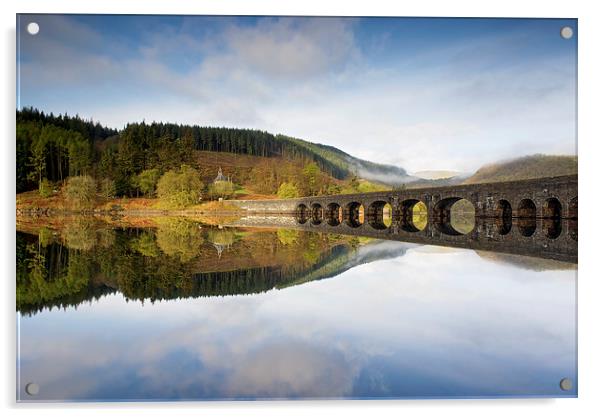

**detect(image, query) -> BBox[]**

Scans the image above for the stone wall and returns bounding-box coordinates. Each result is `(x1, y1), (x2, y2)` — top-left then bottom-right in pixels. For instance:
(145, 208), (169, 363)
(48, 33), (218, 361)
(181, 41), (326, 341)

(228, 199), (303, 214)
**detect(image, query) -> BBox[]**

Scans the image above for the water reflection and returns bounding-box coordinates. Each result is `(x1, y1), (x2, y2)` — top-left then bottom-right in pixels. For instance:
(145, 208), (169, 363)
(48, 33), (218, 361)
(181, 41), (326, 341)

(518, 218), (537, 237)
(290, 209), (577, 263)
(16, 217), (577, 401)
(16, 222), (365, 315)
(400, 201), (427, 232)
(495, 216), (512, 235)
(544, 218), (562, 239)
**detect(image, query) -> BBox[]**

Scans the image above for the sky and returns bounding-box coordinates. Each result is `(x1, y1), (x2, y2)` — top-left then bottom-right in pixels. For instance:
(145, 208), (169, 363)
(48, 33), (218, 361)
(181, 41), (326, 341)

(17, 15), (577, 173)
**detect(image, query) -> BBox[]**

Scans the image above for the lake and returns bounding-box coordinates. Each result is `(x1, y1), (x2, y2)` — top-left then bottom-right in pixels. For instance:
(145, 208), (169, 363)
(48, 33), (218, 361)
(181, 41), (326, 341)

(16, 216), (577, 401)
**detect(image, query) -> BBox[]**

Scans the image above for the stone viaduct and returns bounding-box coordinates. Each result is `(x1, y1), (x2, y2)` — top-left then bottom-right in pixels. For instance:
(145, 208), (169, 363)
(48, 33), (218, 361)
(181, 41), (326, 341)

(233, 175), (577, 226)
(229, 175), (578, 263)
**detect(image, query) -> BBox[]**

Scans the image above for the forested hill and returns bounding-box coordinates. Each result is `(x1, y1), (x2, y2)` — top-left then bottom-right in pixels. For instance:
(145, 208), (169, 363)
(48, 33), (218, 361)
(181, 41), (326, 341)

(463, 154), (577, 184)
(280, 136), (411, 185)
(17, 107), (118, 141)
(16, 107), (411, 188)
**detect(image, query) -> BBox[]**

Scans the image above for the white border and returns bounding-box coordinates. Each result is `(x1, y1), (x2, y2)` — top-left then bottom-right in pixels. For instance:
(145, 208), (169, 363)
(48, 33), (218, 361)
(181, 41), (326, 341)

(2, 1), (601, 416)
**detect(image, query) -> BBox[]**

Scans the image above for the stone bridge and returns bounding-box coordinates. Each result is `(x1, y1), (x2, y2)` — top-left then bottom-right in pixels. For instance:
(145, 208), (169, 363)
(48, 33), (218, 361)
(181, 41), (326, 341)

(234, 175), (577, 229)
(292, 174), (577, 234)
(229, 175), (578, 263)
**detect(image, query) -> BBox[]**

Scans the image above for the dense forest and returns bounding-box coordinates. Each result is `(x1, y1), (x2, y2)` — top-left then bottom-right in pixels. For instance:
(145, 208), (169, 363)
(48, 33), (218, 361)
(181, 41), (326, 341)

(16, 107), (395, 203)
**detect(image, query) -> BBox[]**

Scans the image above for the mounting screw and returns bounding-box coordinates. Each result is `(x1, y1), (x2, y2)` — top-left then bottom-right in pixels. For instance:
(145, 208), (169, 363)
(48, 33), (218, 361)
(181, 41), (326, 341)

(25, 382), (39, 396)
(559, 378), (573, 391)
(26, 22), (39, 35)
(560, 26), (574, 40)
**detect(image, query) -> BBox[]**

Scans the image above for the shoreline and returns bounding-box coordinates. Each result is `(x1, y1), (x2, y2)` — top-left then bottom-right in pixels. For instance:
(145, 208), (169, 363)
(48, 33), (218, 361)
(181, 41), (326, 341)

(15, 193), (301, 218)
(15, 207), (250, 217)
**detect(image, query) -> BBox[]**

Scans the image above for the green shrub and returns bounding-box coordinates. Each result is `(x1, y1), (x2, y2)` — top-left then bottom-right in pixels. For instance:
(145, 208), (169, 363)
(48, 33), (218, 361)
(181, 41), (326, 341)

(156, 165), (203, 208)
(207, 180), (236, 200)
(99, 178), (116, 198)
(277, 182), (300, 199)
(134, 168), (161, 197)
(38, 178), (53, 198)
(63, 175), (96, 210)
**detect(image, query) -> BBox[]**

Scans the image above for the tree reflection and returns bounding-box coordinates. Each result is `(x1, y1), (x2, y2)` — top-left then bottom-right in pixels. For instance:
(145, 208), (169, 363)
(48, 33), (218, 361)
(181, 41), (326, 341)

(155, 218), (205, 262)
(16, 224), (357, 316)
(17, 233), (93, 314)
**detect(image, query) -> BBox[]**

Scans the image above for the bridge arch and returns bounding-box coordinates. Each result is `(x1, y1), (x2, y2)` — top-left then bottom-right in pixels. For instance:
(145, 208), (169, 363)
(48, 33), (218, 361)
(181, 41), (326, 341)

(367, 201), (393, 230)
(516, 199), (537, 237)
(495, 199), (512, 235)
(296, 204), (309, 224)
(495, 199), (513, 218)
(310, 203), (324, 225)
(399, 199), (427, 232)
(325, 202), (342, 226)
(344, 202), (364, 228)
(543, 198), (562, 219)
(517, 199), (536, 218)
(542, 198), (562, 239)
(433, 197), (475, 236)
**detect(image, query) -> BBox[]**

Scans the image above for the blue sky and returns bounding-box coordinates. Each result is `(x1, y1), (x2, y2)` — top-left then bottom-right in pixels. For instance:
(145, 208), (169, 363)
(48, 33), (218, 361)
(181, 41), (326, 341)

(17, 15), (577, 173)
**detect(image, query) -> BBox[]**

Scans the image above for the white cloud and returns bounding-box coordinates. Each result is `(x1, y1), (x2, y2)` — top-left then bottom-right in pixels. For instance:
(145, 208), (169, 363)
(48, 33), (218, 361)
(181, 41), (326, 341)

(221, 17), (359, 80)
(19, 16), (576, 173)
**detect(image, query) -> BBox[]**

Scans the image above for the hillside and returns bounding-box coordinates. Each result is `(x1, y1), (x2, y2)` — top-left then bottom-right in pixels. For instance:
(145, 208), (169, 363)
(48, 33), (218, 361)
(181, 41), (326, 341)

(194, 151), (389, 197)
(195, 151), (334, 198)
(463, 154), (577, 184)
(17, 107), (411, 189)
(280, 135), (412, 185)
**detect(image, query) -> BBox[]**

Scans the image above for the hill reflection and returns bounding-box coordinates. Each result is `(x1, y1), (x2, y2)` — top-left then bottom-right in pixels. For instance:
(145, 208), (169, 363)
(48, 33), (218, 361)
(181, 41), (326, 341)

(16, 219), (377, 315)
(16, 217), (575, 316)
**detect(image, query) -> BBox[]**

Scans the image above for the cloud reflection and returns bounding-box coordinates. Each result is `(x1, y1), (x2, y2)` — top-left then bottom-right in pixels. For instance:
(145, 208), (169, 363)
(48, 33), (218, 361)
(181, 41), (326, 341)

(18, 246), (576, 400)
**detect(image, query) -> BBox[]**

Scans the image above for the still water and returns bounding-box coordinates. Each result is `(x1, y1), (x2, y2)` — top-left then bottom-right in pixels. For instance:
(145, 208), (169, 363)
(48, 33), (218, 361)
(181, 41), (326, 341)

(16, 217), (577, 401)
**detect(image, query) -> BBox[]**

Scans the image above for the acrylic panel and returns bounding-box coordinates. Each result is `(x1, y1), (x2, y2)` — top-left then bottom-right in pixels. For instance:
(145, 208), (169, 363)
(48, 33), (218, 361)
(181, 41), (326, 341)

(15, 15), (577, 401)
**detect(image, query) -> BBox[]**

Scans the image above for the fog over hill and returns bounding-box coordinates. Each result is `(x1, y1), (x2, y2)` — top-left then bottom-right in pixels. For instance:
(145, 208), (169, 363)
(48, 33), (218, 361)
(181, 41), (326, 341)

(412, 170), (467, 180)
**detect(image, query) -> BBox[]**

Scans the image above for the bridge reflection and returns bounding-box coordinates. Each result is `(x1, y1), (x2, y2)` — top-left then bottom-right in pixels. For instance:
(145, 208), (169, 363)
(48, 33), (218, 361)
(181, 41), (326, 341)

(234, 215), (577, 264)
